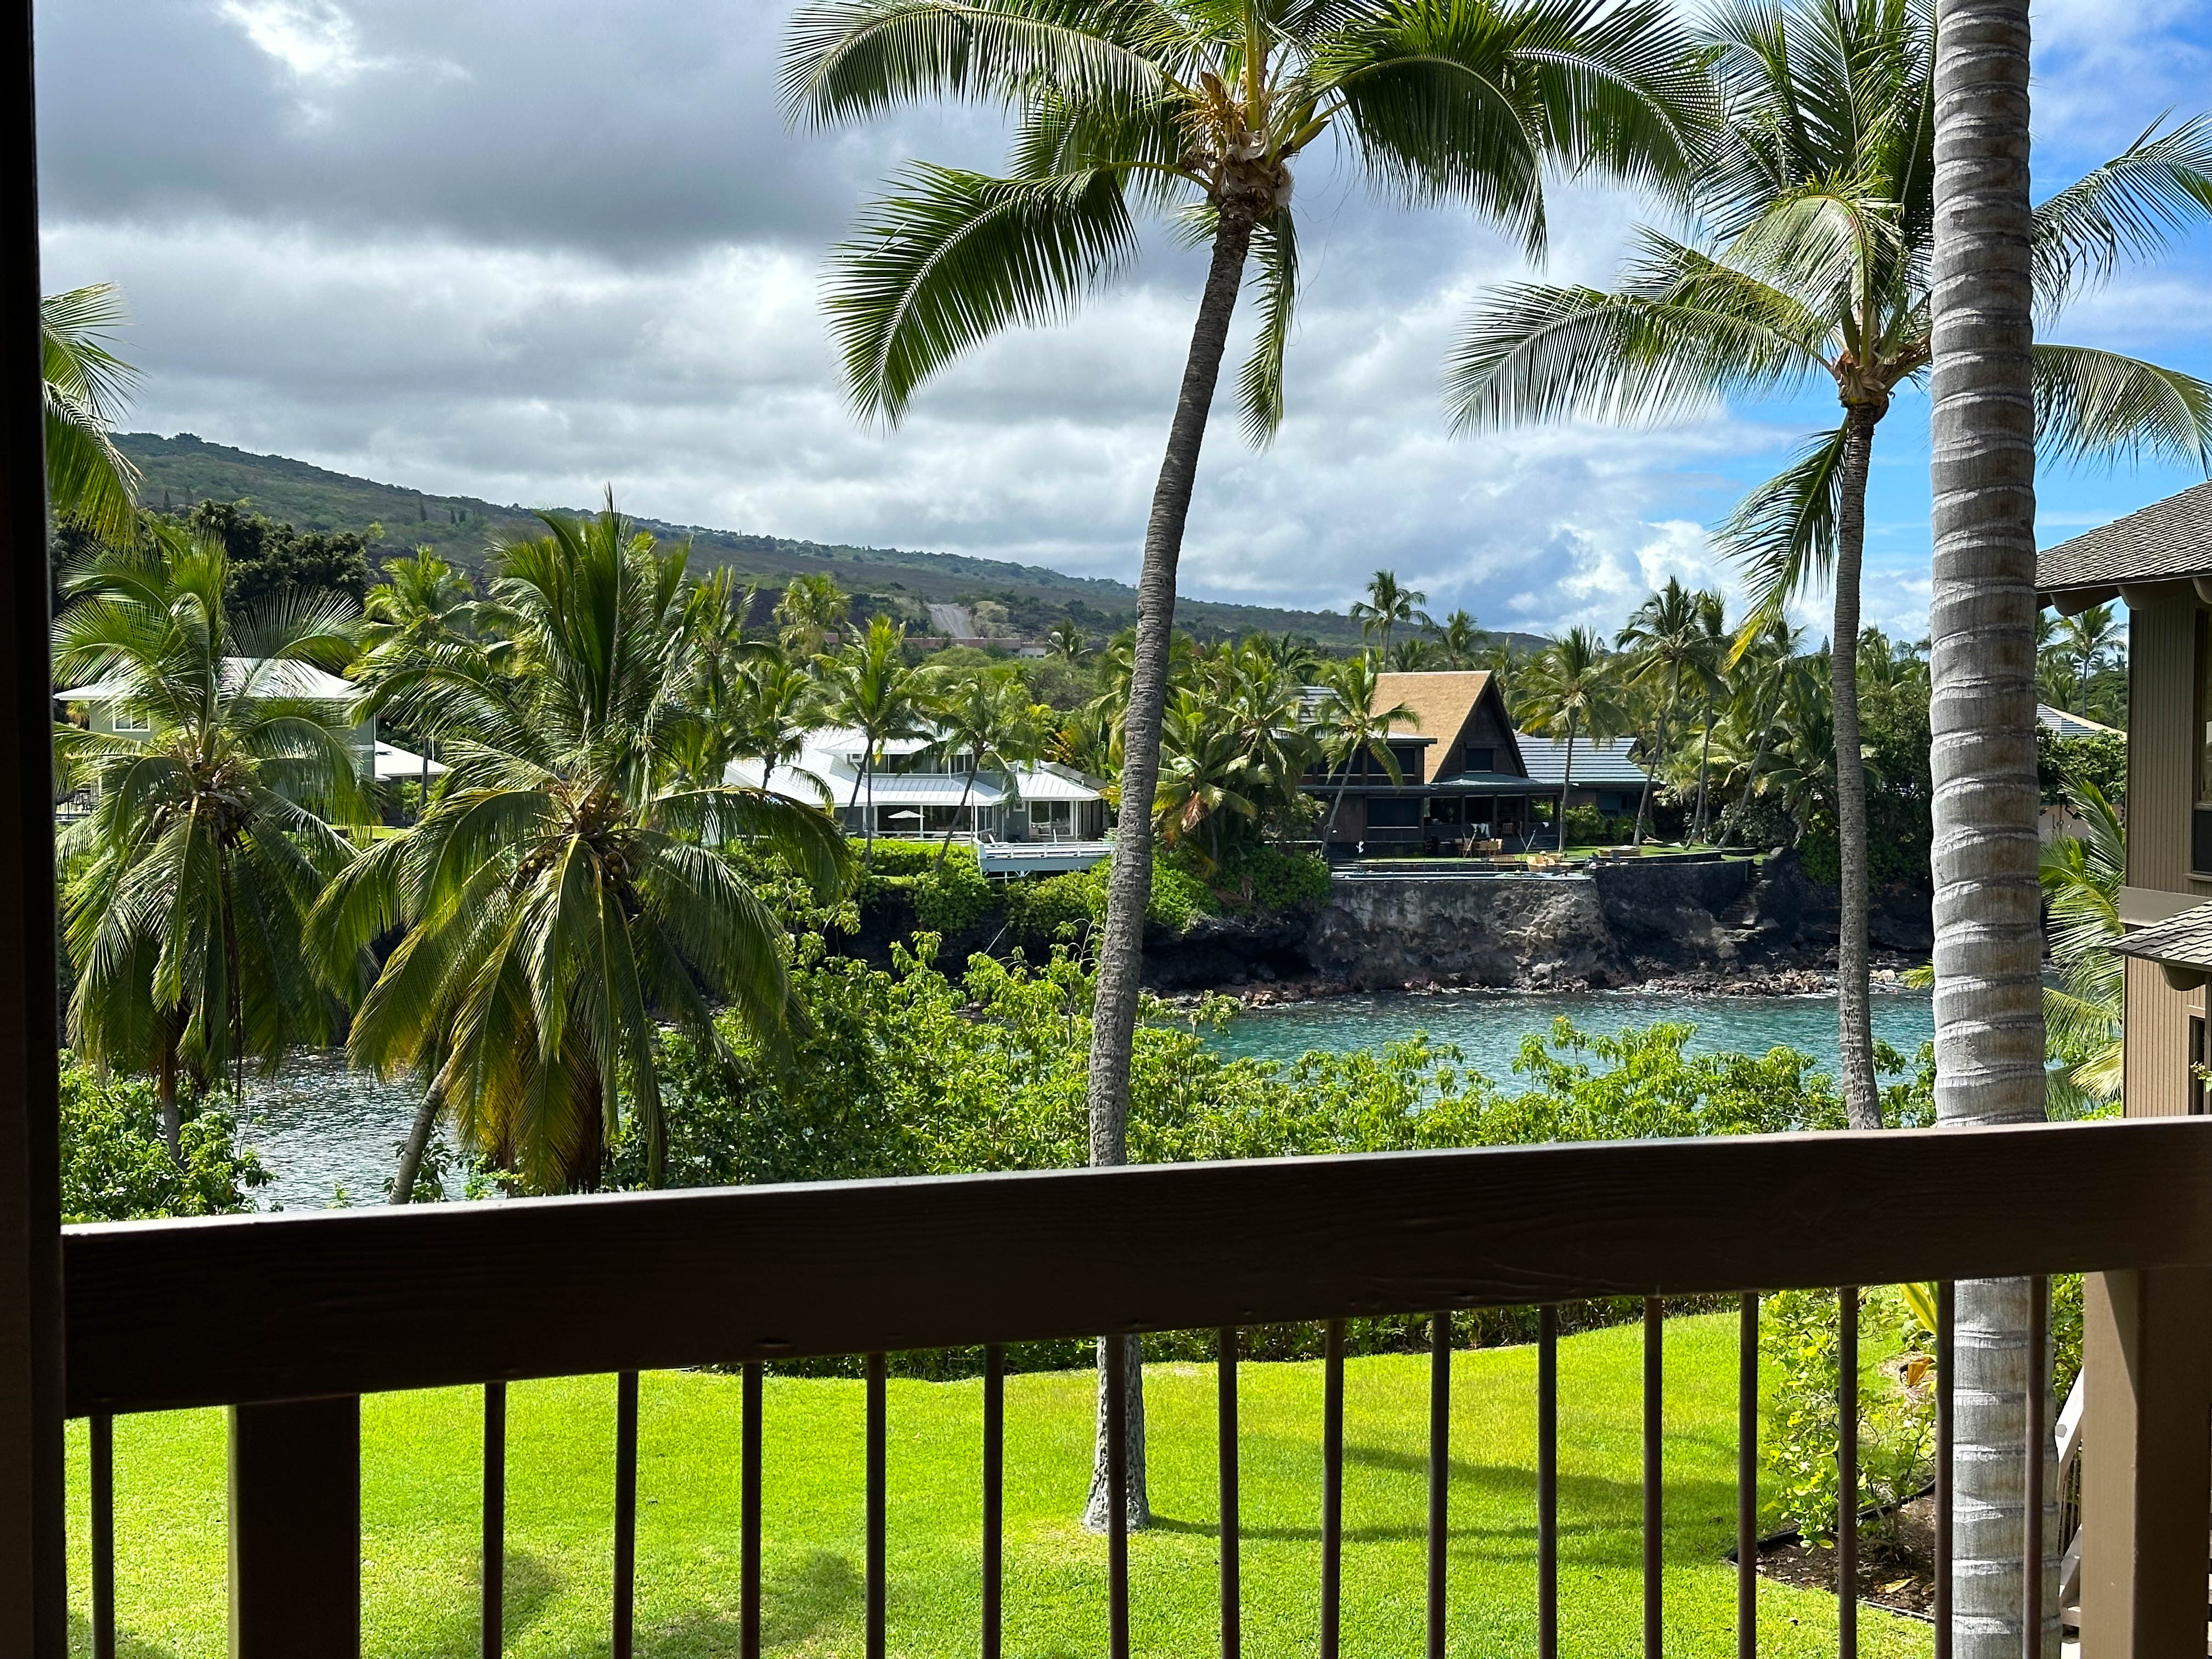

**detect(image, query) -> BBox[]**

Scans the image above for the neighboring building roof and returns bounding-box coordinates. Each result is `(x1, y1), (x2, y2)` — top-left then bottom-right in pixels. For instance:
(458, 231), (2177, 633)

(1513, 732), (1651, 788)
(2112, 900), (2212, 991)
(2036, 704), (2124, 740)
(57, 657), (358, 704)
(2035, 480), (2212, 595)
(1015, 764), (1106, 802)
(373, 741), (448, 782)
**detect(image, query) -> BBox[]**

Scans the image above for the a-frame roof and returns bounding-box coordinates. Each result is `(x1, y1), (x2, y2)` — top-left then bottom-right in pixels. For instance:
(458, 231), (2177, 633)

(1372, 670), (1531, 780)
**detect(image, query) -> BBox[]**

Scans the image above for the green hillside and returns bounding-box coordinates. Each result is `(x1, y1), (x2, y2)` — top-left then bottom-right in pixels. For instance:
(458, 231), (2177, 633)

(119, 431), (1386, 645)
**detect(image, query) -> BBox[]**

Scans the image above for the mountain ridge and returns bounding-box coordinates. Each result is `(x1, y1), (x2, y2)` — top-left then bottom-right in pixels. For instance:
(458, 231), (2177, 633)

(117, 431), (1401, 644)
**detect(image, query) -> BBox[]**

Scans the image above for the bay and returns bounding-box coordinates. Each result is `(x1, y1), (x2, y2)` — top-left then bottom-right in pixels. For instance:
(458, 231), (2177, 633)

(237, 992), (1935, 1206)
(1205, 988), (1937, 1080)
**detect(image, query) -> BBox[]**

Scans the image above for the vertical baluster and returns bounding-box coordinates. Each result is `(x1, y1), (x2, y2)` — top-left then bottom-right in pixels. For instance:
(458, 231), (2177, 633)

(1106, 1335), (1129, 1659)
(227, 1395), (361, 1658)
(742, 1363), (762, 1659)
(1539, 1306), (1558, 1659)
(1218, 1328), (1240, 1659)
(1935, 1282), (1954, 1659)
(1321, 1318), (1345, 1659)
(2023, 1277), (2047, 1659)
(867, 1352), (888, 1659)
(614, 1372), (638, 1659)
(1427, 1312), (1449, 1659)
(1644, 1297), (1663, 1659)
(1737, 1294), (1756, 1659)
(982, 1346), (1003, 1659)
(90, 1411), (114, 1659)
(482, 1383), (505, 1659)
(1838, 1288), (1858, 1659)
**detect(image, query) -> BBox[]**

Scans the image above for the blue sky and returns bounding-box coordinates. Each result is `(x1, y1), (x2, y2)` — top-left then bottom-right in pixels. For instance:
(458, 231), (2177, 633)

(33, 0), (2212, 642)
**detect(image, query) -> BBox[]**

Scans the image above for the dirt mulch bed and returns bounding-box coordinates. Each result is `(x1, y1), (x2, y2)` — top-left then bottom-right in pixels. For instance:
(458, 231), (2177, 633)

(1752, 1495), (1937, 1620)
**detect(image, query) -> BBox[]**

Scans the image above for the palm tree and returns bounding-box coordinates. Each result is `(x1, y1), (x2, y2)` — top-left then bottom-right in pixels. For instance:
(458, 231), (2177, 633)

(1386, 636), (1438, 672)
(733, 651), (825, 800)
(776, 572), (849, 658)
(925, 667), (1045, 867)
(1046, 618), (1089, 665)
(1434, 608), (1487, 667)
(1615, 577), (1718, 850)
(1925, 0), (2048, 1646)
(357, 549), (484, 816)
(1351, 570), (1431, 659)
(1447, 0), (2212, 1133)
(1517, 627), (1620, 851)
(43, 284), (141, 543)
(784, 0), (1710, 1532)
(55, 527), (368, 1155)
(307, 496), (849, 1199)
(1686, 590), (1728, 840)
(1310, 653), (1417, 844)
(2050, 602), (2120, 714)
(1714, 614), (1806, 845)
(819, 615), (926, 868)
(1154, 691), (1262, 871)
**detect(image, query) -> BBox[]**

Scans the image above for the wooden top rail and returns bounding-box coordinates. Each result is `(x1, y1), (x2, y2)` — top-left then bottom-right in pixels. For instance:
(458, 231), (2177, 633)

(62, 1116), (2212, 1415)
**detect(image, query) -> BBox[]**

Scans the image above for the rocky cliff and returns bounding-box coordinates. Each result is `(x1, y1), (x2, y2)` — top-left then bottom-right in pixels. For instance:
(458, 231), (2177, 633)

(1301, 854), (1835, 990)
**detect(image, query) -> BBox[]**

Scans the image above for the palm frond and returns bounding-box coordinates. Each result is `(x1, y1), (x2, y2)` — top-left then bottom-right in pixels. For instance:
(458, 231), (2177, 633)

(2032, 343), (2212, 472)
(1714, 421), (1850, 627)
(1237, 210), (1299, 445)
(1444, 278), (1820, 431)
(781, 0), (1166, 127)
(2033, 114), (2212, 308)
(826, 162), (1139, 421)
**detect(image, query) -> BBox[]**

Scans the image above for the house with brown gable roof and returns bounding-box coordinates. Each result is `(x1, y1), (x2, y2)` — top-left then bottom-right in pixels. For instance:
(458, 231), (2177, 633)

(1303, 670), (1588, 855)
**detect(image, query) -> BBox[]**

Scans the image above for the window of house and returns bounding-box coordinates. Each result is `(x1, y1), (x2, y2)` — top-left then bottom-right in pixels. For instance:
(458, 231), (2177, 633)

(110, 706), (149, 735)
(2192, 1014), (2207, 1116)
(1465, 747), (1494, 773)
(1367, 797), (1423, 827)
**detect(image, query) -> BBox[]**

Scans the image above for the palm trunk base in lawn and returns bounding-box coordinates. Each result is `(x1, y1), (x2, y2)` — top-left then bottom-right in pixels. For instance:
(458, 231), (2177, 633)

(1927, 0), (2048, 1648)
(1081, 1334), (1150, 1533)
(1084, 197), (1260, 1531)
(1831, 401), (1881, 1131)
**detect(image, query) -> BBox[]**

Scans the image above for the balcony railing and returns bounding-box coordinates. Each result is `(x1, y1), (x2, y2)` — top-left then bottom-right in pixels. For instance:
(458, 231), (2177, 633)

(60, 1116), (2212, 1658)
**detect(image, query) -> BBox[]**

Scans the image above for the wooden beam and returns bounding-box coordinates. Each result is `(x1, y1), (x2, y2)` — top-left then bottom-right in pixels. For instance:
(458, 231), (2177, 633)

(0, 0), (67, 1645)
(63, 1117), (2212, 1415)
(228, 1397), (361, 1659)
(2076, 1266), (2212, 1657)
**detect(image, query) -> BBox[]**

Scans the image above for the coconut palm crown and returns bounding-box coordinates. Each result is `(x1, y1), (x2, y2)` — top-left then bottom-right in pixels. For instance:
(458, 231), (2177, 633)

(307, 496), (849, 1195)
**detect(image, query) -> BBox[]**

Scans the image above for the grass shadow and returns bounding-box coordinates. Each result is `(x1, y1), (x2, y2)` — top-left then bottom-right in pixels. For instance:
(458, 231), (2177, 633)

(644, 1547), (860, 1657)
(69, 1609), (182, 1659)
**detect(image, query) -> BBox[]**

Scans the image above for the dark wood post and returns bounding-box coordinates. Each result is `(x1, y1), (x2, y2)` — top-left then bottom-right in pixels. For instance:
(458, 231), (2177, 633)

(0, 0), (66, 1646)
(2077, 1266), (2212, 1656)
(228, 1397), (362, 1658)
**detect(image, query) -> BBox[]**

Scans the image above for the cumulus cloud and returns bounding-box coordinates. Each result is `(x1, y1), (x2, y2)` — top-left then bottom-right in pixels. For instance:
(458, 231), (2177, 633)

(33, 0), (2212, 642)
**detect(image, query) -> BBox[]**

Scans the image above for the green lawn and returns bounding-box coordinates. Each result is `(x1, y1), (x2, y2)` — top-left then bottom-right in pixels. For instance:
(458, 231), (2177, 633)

(68, 1312), (1928, 1658)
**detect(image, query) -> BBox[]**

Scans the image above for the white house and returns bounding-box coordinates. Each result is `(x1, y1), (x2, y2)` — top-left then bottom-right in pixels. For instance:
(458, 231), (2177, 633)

(726, 725), (1112, 870)
(55, 657), (380, 778)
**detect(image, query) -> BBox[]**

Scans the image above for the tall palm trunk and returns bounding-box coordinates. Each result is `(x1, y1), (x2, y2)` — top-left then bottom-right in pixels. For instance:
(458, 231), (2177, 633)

(1631, 674), (1678, 848)
(1557, 718), (1578, 851)
(1832, 401), (1883, 1131)
(1927, 0), (2049, 1652)
(156, 1030), (180, 1160)
(934, 758), (978, 871)
(1722, 710), (1778, 848)
(389, 1079), (447, 1204)
(1692, 706), (1716, 840)
(1084, 197), (1260, 1534)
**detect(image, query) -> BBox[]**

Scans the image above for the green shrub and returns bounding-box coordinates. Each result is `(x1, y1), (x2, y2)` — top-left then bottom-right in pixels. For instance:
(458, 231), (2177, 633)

(855, 842), (999, 934)
(998, 853), (1222, 942)
(59, 1056), (268, 1223)
(1562, 805), (1629, 847)
(1760, 1286), (1933, 1547)
(1211, 843), (1331, 910)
